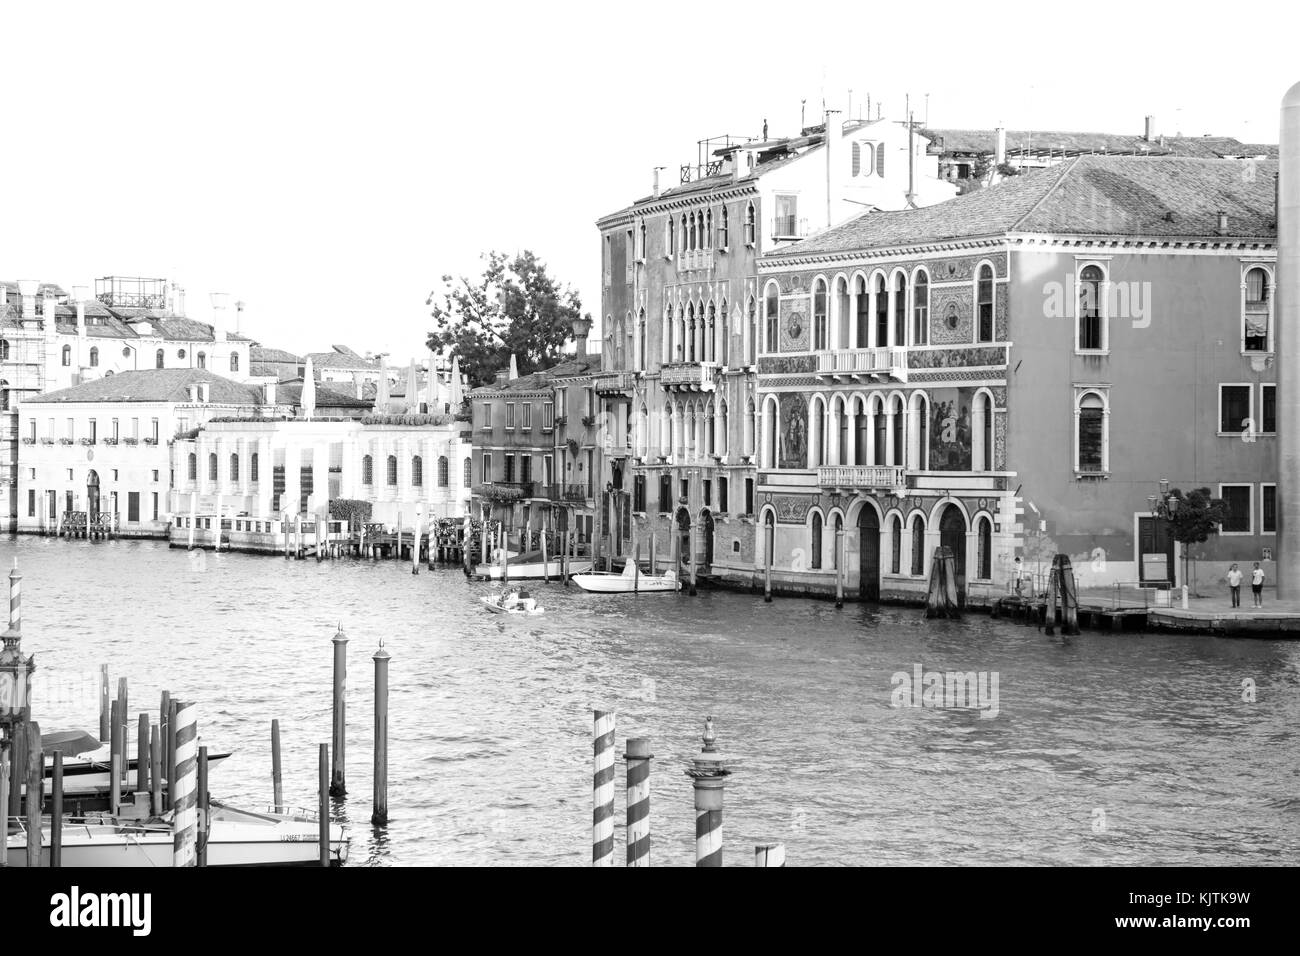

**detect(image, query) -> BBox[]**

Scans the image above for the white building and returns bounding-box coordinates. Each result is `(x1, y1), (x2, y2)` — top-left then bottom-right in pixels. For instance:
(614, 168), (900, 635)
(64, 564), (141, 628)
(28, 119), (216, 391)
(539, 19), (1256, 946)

(15, 369), (274, 537)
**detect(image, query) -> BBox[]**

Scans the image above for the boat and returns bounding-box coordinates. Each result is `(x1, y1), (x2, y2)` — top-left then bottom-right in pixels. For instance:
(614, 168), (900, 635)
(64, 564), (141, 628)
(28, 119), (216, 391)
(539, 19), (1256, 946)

(4, 801), (349, 867)
(38, 731), (231, 799)
(480, 589), (546, 615)
(572, 559), (681, 593)
(474, 549), (593, 580)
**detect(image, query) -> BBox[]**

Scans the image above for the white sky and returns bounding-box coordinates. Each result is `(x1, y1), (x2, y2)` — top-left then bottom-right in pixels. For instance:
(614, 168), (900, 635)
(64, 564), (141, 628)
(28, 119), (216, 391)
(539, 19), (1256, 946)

(4, 1), (1299, 364)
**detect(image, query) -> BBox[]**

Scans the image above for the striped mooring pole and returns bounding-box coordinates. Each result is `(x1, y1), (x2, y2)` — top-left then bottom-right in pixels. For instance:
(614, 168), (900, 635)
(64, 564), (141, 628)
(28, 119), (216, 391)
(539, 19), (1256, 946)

(685, 716), (732, 867)
(8, 557), (20, 632)
(171, 701), (198, 867)
(755, 842), (787, 867)
(591, 709), (616, 867)
(625, 736), (652, 867)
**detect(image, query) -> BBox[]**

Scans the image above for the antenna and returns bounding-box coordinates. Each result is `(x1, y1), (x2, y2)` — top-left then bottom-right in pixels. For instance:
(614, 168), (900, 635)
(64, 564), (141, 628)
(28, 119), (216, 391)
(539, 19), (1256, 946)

(848, 89), (852, 120)
(925, 92), (930, 126)
(801, 99), (806, 129)
(235, 299), (245, 335)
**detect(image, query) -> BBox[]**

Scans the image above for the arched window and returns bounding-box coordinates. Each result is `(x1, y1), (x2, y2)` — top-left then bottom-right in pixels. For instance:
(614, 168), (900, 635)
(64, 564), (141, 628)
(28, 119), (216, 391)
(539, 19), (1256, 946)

(718, 401), (728, 456)
(62, 344), (71, 366)
(764, 284), (779, 352)
(438, 456), (449, 487)
(744, 202), (756, 245)
(890, 515), (902, 573)
(362, 455), (374, 485)
(976, 264), (994, 342)
(893, 273), (906, 346)
(197, 352), (207, 369)
(911, 515), (926, 575)
(664, 304), (675, 363)
(229, 454), (239, 482)
(387, 455), (398, 486)
(1244, 267), (1271, 352)
(876, 143), (886, 177)
(208, 453), (218, 481)
(705, 209), (713, 249)
(639, 220), (646, 259)
(412, 455), (423, 487)
(463, 458), (472, 486)
(746, 398), (757, 457)
(811, 512), (823, 570)
(913, 271), (929, 345)
(251, 453), (259, 483)
(156, 349), (165, 368)
(977, 517), (992, 580)
(89, 347), (99, 367)
(706, 302), (716, 362)
(686, 303), (696, 362)
(832, 514), (843, 569)
(230, 353), (240, 373)
(187, 453), (197, 481)
(1077, 391), (1107, 473)
(746, 296), (757, 364)
(719, 207), (729, 248)
(874, 273), (889, 347)
(638, 307), (646, 371)
(855, 275), (870, 347)
(680, 214), (687, 254)
(813, 278), (828, 350)
(666, 215), (675, 256)
(1078, 264), (1104, 350)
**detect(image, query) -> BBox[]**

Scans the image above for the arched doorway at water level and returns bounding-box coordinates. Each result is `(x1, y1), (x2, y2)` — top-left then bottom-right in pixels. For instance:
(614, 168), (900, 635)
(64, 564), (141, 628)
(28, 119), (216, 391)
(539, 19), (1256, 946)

(858, 506), (880, 601)
(675, 506), (691, 569)
(86, 469), (101, 522)
(700, 509), (714, 569)
(938, 503), (967, 606)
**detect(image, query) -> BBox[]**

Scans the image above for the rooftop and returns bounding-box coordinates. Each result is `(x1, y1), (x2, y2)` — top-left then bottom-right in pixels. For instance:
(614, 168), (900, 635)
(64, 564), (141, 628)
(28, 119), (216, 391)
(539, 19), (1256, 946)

(27, 368), (264, 405)
(766, 156), (1278, 259)
(922, 128), (1277, 160)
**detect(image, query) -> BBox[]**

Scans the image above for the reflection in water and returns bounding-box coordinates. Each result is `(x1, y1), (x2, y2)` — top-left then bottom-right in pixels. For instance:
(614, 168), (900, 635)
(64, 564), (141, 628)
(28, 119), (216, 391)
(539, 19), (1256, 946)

(4, 535), (1299, 866)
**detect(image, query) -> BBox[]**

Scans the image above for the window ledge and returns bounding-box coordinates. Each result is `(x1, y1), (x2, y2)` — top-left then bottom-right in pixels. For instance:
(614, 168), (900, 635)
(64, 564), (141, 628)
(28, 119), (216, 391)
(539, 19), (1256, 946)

(1074, 349), (1110, 357)
(1218, 530), (1254, 537)
(1074, 471), (1109, 481)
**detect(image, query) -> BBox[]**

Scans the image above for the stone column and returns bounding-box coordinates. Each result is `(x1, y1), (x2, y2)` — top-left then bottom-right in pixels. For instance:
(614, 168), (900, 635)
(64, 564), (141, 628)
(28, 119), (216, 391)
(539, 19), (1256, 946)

(845, 402), (857, 466)
(865, 406), (876, 467)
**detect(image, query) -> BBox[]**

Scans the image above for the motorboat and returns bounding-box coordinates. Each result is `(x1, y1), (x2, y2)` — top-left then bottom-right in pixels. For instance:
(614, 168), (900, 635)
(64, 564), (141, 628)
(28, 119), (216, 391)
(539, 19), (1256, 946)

(4, 800), (349, 867)
(38, 730), (230, 799)
(474, 549), (593, 580)
(480, 589), (546, 615)
(572, 559), (681, 594)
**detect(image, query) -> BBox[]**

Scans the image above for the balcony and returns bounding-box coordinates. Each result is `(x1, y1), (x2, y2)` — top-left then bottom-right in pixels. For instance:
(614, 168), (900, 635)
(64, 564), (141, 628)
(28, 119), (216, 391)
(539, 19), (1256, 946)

(676, 249), (716, 273)
(592, 369), (636, 397)
(817, 348), (908, 383)
(772, 215), (809, 241)
(660, 361), (718, 392)
(817, 465), (907, 492)
(471, 480), (535, 502)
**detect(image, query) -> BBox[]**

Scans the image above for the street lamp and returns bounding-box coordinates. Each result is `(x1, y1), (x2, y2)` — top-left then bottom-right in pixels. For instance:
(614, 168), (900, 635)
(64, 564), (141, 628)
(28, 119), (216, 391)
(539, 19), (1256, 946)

(1149, 478), (1180, 520)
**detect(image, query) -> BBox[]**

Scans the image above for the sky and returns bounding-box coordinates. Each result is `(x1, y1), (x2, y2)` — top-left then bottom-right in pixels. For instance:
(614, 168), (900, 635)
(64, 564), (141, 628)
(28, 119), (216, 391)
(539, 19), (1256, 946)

(4, 1), (1300, 364)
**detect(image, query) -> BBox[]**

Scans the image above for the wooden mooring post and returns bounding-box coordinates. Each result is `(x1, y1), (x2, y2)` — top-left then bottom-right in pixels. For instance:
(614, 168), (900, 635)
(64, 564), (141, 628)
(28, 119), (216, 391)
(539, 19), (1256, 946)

(137, 712), (149, 794)
(271, 719), (283, 812)
(150, 722), (162, 815)
(197, 746), (209, 867)
(99, 664), (110, 741)
(25, 721), (42, 868)
(117, 677), (128, 783)
(835, 525), (845, 609)
(318, 743), (329, 867)
(0, 738), (7, 867)
(372, 641), (390, 826)
(109, 699), (122, 813)
(625, 736), (651, 867)
(330, 625), (347, 797)
(51, 750), (64, 867)
(763, 519), (774, 603)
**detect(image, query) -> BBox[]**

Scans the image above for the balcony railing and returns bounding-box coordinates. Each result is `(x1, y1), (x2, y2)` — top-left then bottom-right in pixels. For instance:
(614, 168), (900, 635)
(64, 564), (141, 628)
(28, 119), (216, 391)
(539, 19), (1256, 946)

(563, 483), (588, 503)
(817, 464), (907, 491)
(675, 249), (715, 272)
(772, 215), (808, 240)
(660, 361), (718, 392)
(592, 369), (636, 396)
(817, 347), (909, 383)
(471, 480), (534, 501)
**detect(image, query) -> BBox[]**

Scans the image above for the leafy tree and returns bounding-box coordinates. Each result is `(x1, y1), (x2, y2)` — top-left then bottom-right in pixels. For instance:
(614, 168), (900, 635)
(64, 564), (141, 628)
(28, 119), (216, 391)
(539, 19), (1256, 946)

(426, 250), (587, 387)
(1164, 486), (1228, 594)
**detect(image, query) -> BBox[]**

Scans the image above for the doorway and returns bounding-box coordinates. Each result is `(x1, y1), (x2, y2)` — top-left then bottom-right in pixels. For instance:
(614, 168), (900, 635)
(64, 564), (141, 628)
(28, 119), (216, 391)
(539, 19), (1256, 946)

(858, 506), (880, 601)
(86, 470), (101, 521)
(1138, 516), (1175, 587)
(701, 509), (714, 568)
(938, 504), (967, 604)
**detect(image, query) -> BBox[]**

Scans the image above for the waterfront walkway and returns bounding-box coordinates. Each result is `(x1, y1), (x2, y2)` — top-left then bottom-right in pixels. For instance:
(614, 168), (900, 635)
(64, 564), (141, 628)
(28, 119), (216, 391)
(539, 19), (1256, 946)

(1064, 586), (1300, 636)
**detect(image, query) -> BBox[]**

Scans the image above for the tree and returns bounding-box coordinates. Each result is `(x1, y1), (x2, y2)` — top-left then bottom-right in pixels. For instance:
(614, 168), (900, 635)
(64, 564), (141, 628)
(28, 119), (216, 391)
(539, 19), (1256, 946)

(426, 250), (586, 387)
(1164, 487), (1228, 594)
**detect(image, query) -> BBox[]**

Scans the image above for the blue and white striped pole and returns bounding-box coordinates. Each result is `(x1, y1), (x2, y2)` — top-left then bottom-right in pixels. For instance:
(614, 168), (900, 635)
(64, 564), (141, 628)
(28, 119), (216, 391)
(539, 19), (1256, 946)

(171, 701), (198, 867)
(592, 709), (616, 866)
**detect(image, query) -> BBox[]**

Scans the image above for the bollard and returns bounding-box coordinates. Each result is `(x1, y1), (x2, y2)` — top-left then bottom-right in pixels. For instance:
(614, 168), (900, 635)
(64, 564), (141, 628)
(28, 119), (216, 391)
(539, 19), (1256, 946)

(591, 709), (616, 867)
(159, 690), (171, 805)
(51, 750), (64, 868)
(541, 517), (549, 582)
(171, 701), (198, 867)
(318, 743), (330, 867)
(272, 719), (283, 812)
(330, 625), (347, 797)
(197, 746), (209, 867)
(295, 513), (304, 559)
(109, 699), (121, 813)
(8, 710), (24, 819)
(372, 641), (390, 826)
(835, 526), (845, 609)
(685, 716), (732, 867)
(99, 664), (110, 741)
(625, 736), (652, 867)
(25, 721), (41, 868)
(137, 712), (149, 793)
(755, 843), (787, 867)
(150, 722), (162, 815)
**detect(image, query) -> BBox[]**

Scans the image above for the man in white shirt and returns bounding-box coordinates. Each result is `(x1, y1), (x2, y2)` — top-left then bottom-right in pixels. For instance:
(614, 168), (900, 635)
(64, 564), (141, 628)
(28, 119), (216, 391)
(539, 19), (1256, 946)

(1251, 562), (1265, 608)
(1226, 563), (1242, 608)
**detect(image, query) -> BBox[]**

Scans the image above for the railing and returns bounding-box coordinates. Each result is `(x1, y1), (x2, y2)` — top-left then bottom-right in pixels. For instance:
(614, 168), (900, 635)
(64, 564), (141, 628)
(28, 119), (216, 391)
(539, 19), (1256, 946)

(592, 369), (636, 394)
(472, 480), (535, 501)
(660, 361), (718, 391)
(563, 483), (588, 502)
(817, 347), (908, 382)
(816, 464), (906, 490)
(772, 215), (807, 239)
(676, 249), (715, 272)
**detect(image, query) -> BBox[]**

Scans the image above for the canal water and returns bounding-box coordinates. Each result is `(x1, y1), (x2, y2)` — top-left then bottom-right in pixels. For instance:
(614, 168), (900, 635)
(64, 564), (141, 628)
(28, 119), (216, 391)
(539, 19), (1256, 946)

(2, 535), (1297, 866)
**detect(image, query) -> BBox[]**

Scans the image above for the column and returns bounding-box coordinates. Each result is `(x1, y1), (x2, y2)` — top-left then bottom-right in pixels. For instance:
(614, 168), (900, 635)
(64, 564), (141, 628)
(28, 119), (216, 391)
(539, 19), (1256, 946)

(827, 399), (840, 467)
(885, 404), (896, 467)
(283, 444), (301, 514)
(865, 405), (876, 467)
(257, 436), (274, 518)
(886, 282), (897, 348)
(844, 400), (857, 467)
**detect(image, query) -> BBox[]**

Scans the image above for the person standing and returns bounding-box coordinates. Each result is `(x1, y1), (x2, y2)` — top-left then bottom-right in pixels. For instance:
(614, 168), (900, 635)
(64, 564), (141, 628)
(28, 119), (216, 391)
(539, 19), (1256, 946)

(1251, 562), (1265, 608)
(1227, 563), (1243, 608)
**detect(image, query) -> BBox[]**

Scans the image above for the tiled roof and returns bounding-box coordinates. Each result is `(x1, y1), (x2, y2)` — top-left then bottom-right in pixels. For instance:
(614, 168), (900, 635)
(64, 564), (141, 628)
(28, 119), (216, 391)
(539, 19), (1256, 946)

(922, 128), (1276, 159)
(767, 157), (1278, 258)
(26, 368), (264, 405)
(305, 350), (379, 371)
(277, 380), (369, 408)
(250, 346), (303, 364)
(469, 356), (600, 395)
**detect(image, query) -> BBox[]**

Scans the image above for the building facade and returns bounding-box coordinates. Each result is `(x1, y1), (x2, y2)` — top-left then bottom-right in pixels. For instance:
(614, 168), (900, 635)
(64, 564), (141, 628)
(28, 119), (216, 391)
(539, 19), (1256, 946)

(594, 117), (957, 582)
(754, 155), (1278, 600)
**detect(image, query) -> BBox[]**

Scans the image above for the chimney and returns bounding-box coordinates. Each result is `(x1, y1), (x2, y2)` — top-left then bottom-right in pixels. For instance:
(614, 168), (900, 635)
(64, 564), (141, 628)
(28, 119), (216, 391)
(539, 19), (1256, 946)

(353, 371), (364, 400)
(264, 381), (277, 405)
(200, 382), (210, 403)
(1218, 210), (1230, 234)
(42, 292), (58, 328)
(17, 280), (36, 320)
(177, 287), (186, 316)
(653, 167), (660, 198)
(995, 127), (1007, 165)
(571, 314), (593, 359)
(1144, 115), (1156, 142)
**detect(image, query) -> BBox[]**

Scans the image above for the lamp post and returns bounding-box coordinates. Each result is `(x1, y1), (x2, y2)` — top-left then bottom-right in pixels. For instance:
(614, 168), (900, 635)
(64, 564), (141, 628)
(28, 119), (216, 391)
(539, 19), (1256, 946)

(1147, 478), (1180, 589)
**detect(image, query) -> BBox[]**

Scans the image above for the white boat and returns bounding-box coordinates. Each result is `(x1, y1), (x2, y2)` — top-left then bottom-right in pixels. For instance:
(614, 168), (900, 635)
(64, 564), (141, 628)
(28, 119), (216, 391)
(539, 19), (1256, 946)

(474, 549), (593, 580)
(572, 560), (681, 593)
(4, 801), (349, 867)
(480, 589), (546, 615)
(38, 731), (230, 799)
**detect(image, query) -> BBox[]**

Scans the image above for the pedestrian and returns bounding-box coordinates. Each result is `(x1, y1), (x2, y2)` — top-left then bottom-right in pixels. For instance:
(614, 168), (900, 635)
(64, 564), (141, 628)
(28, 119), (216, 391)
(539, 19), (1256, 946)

(1251, 562), (1265, 608)
(1227, 563), (1242, 608)
(1013, 556), (1024, 595)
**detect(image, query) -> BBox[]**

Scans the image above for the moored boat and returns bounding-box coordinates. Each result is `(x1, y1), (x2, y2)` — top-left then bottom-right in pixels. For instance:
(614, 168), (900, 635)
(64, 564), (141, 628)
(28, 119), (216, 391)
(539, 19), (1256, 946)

(480, 589), (546, 615)
(572, 560), (680, 593)
(38, 731), (231, 798)
(474, 549), (592, 580)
